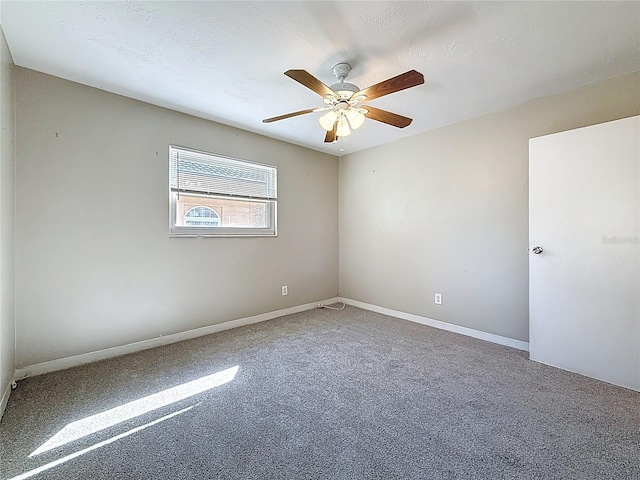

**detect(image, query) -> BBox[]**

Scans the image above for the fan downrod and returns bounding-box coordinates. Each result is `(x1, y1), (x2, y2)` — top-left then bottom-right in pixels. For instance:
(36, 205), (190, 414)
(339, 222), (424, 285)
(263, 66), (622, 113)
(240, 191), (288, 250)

(330, 63), (359, 97)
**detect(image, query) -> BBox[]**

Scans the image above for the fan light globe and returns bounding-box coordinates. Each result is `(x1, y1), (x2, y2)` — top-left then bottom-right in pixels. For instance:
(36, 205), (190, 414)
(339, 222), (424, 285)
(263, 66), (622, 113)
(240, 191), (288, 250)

(319, 110), (338, 131)
(336, 116), (351, 137)
(346, 108), (365, 129)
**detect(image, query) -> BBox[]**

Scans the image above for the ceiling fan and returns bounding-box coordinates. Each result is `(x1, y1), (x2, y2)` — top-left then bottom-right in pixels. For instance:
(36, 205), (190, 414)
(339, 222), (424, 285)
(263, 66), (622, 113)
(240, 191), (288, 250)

(263, 63), (424, 143)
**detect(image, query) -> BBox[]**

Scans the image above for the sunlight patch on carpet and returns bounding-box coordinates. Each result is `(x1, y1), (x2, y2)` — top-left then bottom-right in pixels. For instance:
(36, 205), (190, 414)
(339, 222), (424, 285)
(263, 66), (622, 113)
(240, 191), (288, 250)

(30, 365), (239, 457)
(10, 405), (196, 480)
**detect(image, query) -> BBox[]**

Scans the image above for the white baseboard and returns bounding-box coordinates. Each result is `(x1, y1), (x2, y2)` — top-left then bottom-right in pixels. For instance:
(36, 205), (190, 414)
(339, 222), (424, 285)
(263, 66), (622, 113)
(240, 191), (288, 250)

(529, 356), (640, 393)
(342, 298), (529, 352)
(0, 380), (11, 420)
(14, 297), (337, 381)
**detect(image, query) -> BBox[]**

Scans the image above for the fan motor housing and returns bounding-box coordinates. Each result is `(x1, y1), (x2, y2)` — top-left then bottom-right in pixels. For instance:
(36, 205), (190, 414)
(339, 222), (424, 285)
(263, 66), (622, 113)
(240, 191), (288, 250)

(330, 82), (359, 98)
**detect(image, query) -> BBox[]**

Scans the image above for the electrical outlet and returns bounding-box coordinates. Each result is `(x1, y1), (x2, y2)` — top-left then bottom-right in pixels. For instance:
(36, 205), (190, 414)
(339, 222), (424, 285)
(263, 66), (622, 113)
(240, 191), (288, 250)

(434, 293), (442, 305)
(282, 285), (288, 296)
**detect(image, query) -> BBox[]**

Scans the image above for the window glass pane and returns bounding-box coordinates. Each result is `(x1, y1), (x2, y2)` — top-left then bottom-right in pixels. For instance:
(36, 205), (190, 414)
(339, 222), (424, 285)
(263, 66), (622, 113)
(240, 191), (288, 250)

(175, 194), (269, 229)
(183, 206), (220, 227)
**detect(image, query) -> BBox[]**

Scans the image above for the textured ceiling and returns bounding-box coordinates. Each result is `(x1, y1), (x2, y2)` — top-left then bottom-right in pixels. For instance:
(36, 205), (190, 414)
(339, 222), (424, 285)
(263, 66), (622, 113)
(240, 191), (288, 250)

(1, 1), (639, 155)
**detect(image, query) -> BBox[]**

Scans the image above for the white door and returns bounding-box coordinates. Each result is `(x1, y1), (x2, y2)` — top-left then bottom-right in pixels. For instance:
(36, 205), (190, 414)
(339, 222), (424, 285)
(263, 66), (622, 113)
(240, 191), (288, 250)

(529, 116), (639, 391)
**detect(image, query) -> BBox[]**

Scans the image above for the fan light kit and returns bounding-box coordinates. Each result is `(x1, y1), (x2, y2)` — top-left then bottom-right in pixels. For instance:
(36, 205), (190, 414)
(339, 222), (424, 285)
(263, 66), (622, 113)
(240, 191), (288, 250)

(263, 63), (424, 144)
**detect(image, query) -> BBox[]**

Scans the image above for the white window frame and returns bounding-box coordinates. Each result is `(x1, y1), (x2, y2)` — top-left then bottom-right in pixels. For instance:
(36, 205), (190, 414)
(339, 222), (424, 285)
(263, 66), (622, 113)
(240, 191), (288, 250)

(169, 146), (277, 237)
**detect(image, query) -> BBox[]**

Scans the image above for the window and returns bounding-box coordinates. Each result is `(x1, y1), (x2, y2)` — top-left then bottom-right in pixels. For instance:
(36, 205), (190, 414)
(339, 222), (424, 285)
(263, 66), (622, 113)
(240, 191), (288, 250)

(169, 146), (277, 236)
(184, 206), (220, 227)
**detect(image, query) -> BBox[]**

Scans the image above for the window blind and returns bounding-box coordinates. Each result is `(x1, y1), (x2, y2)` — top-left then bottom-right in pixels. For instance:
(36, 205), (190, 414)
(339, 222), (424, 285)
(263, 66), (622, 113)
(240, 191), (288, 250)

(169, 146), (277, 200)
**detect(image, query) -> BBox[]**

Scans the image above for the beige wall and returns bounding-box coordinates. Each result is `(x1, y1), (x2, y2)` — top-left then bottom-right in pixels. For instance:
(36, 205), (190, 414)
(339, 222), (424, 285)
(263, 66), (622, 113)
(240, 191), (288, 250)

(0, 26), (16, 410)
(15, 67), (339, 367)
(10, 62), (640, 369)
(339, 72), (640, 343)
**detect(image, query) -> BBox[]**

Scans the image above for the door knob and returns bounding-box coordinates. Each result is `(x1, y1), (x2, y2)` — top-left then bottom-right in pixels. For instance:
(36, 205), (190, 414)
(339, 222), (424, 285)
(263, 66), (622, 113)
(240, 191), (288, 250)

(532, 246), (543, 254)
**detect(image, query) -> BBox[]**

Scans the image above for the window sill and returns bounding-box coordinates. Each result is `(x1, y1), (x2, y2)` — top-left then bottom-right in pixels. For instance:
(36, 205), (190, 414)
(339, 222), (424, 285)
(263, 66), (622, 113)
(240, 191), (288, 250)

(169, 231), (277, 238)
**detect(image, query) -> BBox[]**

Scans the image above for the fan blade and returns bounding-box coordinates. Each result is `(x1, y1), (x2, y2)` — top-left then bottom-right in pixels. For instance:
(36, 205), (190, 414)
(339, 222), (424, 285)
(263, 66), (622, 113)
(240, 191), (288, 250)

(285, 70), (338, 99)
(362, 105), (413, 128)
(355, 70), (424, 102)
(263, 108), (317, 123)
(324, 122), (338, 143)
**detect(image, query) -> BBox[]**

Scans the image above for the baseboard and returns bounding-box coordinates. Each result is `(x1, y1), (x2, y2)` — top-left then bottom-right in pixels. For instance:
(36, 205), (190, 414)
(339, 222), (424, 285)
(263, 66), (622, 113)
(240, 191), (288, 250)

(529, 356), (640, 393)
(14, 297), (338, 380)
(0, 380), (11, 421)
(342, 298), (529, 352)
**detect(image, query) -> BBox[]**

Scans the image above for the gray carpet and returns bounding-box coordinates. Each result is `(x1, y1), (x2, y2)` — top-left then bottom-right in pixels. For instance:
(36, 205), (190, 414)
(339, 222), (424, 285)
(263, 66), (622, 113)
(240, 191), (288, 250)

(1, 306), (638, 480)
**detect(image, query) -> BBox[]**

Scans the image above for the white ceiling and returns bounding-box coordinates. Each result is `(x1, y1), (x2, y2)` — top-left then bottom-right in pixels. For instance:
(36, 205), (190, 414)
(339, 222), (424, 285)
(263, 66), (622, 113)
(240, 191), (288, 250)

(1, 1), (639, 155)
